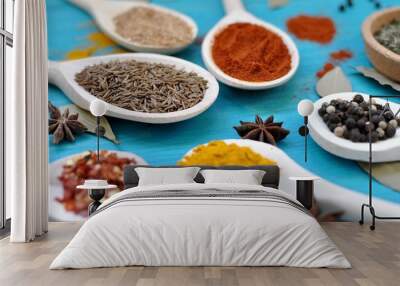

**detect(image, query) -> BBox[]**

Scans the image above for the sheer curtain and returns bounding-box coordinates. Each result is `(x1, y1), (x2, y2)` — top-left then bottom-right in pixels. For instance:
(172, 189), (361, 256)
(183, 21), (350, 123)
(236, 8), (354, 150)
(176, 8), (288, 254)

(7, 0), (48, 242)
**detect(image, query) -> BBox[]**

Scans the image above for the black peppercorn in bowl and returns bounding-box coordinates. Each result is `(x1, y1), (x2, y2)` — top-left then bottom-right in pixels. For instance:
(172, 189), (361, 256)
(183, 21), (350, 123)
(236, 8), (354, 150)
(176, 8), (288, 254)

(362, 7), (400, 82)
(308, 92), (400, 163)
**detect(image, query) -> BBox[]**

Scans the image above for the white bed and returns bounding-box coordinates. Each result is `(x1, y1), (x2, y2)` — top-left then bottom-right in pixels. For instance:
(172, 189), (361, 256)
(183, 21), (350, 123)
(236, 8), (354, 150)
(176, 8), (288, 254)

(50, 183), (350, 269)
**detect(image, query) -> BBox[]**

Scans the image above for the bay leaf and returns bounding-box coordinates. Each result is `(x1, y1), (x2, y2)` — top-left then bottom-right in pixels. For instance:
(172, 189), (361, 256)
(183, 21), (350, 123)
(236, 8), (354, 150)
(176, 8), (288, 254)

(316, 66), (352, 97)
(59, 104), (119, 144)
(358, 161), (400, 192)
(268, 0), (289, 9)
(356, 66), (400, 92)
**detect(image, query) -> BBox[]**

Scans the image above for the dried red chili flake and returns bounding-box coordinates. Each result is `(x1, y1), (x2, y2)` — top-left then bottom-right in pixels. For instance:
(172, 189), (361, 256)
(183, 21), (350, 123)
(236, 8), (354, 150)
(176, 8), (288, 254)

(330, 49), (353, 61)
(57, 151), (136, 216)
(316, 63), (335, 78)
(316, 49), (353, 78)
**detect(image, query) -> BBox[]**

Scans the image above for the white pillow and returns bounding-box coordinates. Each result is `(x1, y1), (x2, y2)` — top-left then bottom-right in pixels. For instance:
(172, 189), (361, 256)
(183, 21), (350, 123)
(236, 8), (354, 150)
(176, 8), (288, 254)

(136, 167), (200, 186)
(200, 169), (266, 185)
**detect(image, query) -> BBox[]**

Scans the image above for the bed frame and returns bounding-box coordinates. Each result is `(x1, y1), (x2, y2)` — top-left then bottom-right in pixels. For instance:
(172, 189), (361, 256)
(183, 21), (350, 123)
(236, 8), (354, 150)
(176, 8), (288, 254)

(122, 165), (316, 211)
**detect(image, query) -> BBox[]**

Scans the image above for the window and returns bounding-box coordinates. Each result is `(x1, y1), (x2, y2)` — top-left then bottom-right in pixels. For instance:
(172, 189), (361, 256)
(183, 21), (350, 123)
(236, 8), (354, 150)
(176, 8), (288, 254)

(0, 0), (14, 231)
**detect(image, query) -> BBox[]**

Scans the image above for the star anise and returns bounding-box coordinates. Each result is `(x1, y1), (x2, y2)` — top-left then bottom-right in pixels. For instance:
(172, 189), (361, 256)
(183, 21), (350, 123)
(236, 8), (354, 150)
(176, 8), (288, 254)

(48, 101), (87, 144)
(234, 115), (290, 145)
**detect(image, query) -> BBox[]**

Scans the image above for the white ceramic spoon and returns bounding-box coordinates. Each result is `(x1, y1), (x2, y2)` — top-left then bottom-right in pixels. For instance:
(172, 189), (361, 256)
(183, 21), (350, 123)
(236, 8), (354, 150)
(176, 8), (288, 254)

(309, 92), (400, 162)
(70, 0), (198, 54)
(201, 0), (299, 90)
(48, 53), (219, 124)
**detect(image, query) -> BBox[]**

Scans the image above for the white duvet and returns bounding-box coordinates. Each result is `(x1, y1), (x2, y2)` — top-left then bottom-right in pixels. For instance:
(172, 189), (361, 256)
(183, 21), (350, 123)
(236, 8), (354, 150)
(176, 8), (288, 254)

(50, 183), (351, 269)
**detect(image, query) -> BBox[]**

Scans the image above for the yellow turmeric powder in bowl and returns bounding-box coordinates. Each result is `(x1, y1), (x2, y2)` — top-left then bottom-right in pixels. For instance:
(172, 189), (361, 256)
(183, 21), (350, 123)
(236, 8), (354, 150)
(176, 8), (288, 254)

(178, 141), (276, 166)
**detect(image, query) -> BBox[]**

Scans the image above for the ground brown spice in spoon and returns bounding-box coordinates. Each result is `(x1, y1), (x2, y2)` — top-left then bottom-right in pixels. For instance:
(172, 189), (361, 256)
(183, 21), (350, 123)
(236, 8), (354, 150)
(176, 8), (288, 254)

(114, 6), (193, 48)
(211, 23), (292, 82)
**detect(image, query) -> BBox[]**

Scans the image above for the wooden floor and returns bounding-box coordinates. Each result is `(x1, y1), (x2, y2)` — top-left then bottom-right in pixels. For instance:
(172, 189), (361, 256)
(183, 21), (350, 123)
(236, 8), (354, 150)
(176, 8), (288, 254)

(0, 222), (399, 286)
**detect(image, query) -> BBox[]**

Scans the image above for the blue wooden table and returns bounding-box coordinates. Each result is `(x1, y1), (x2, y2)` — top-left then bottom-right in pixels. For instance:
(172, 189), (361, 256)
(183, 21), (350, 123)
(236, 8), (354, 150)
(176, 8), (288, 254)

(47, 0), (400, 205)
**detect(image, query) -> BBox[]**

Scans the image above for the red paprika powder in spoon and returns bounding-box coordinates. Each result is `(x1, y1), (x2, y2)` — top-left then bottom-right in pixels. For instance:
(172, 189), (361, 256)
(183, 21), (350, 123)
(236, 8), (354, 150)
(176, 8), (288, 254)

(211, 23), (292, 82)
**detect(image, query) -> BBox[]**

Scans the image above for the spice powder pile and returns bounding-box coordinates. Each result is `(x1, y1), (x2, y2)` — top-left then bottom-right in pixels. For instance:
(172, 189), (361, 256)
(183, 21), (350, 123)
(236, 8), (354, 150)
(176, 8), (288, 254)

(66, 32), (120, 60)
(114, 7), (193, 48)
(75, 60), (208, 113)
(211, 23), (292, 82)
(286, 15), (336, 44)
(178, 141), (276, 166)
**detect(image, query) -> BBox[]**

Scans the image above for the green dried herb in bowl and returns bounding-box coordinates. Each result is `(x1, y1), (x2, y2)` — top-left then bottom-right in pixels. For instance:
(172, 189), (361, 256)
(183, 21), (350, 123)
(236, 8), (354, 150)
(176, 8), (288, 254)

(374, 19), (400, 55)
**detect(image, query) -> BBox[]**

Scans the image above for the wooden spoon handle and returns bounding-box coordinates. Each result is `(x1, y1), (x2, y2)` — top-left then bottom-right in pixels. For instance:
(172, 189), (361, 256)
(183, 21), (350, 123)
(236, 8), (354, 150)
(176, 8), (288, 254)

(222, 0), (245, 14)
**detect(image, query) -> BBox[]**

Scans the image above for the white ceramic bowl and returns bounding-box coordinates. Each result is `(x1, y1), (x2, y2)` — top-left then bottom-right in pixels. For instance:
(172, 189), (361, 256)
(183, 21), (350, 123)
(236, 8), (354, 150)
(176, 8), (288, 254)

(49, 150), (147, 221)
(309, 92), (400, 162)
(48, 53), (219, 124)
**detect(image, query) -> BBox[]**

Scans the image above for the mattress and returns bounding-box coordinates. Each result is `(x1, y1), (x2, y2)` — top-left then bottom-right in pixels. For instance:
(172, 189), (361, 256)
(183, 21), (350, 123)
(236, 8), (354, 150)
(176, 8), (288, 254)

(50, 183), (351, 269)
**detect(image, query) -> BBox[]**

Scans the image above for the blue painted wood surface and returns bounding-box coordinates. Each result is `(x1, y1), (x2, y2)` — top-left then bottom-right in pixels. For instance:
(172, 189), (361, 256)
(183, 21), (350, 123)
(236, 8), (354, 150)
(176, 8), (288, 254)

(47, 0), (400, 204)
